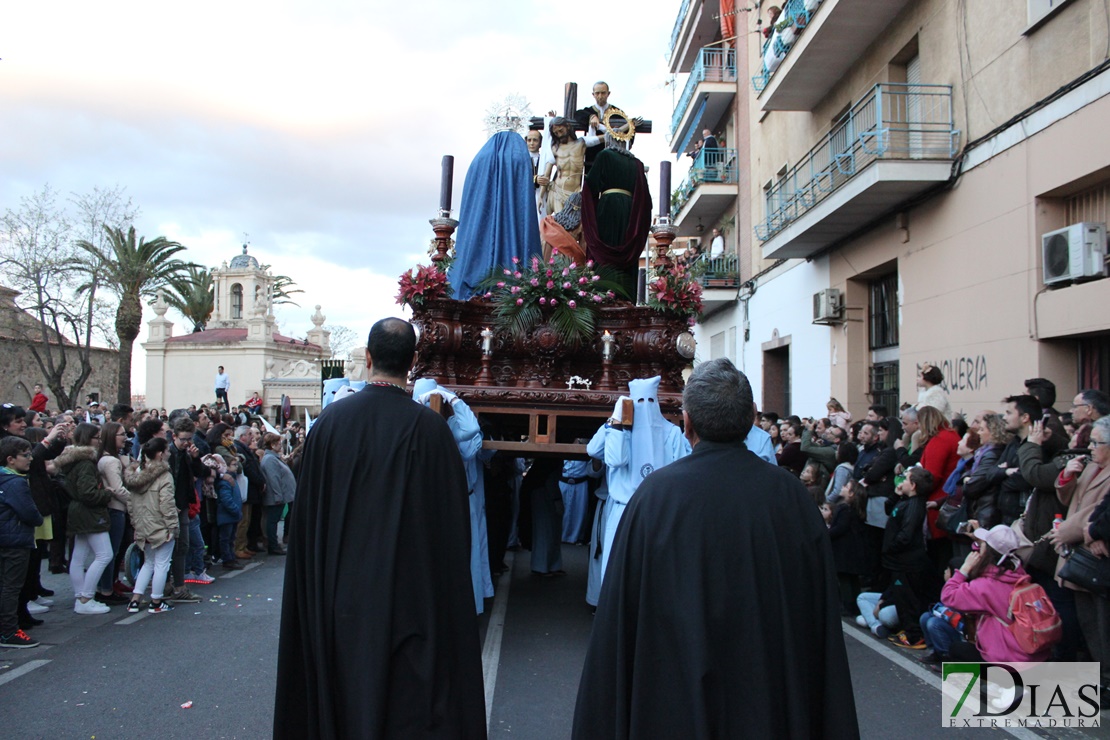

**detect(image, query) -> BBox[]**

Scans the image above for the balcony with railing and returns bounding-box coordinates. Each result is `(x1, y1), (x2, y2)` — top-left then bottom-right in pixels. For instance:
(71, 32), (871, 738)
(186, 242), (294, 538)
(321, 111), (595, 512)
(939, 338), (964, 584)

(696, 254), (740, 287)
(672, 147), (739, 237)
(669, 46), (737, 155)
(757, 83), (959, 260)
(693, 254), (741, 313)
(751, 0), (914, 111)
(668, 0), (725, 74)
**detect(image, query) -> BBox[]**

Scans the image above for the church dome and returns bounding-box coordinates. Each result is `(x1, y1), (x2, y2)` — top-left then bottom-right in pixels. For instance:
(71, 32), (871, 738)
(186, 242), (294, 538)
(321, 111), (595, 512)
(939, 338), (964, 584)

(230, 244), (259, 269)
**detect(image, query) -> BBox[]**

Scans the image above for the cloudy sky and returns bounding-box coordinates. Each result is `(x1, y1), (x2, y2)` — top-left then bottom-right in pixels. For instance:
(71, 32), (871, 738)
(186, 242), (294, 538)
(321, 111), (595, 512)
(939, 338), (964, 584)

(1, 0), (702, 394)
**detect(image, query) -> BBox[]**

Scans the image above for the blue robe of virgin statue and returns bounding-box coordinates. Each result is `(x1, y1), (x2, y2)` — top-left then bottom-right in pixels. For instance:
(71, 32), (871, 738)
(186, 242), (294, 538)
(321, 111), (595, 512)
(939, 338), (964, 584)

(449, 131), (542, 300)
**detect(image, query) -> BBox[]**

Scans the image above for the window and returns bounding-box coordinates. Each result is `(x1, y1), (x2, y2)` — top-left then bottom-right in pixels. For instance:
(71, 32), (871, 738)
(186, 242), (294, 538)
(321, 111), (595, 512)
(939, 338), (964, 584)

(869, 361), (900, 416)
(231, 284), (243, 319)
(868, 272), (900, 412)
(868, 273), (899, 350)
(1065, 180), (1110, 226)
(764, 164), (789, 222)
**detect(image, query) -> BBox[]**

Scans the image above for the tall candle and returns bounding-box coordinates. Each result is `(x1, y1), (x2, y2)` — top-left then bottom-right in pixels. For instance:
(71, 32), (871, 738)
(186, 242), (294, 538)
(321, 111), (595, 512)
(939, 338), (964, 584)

(659, 161), (672, 217)
(439, 155), (454, 212)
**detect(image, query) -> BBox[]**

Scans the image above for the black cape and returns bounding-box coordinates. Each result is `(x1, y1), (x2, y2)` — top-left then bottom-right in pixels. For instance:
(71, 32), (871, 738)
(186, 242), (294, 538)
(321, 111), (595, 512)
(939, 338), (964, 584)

(572, 440), (859, 739)
(274, 385), (486, 739)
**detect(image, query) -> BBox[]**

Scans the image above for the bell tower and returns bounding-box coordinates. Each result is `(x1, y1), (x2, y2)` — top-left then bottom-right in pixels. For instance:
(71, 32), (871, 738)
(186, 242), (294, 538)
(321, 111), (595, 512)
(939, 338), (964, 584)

(211, 244), (275, 330)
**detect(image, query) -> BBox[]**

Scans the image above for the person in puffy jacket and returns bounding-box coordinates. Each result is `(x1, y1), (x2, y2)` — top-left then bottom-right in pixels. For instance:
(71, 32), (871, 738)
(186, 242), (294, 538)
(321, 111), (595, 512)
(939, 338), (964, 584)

(921, 524), (1051, 665)
(0, 436), (43, 648)
(202, 453), (242, 571)
(124, 437), (178, 614)
(58, 423), (113, 615)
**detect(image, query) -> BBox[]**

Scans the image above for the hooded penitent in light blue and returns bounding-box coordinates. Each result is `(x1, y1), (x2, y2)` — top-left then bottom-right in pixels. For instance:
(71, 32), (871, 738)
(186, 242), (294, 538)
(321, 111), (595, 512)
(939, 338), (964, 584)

(586, 376), (690, 594)
(321, 378), (351, 409)
(448, 131), (542, 300)
(412, 378), (494, 614)
(628, 376), (676, 491)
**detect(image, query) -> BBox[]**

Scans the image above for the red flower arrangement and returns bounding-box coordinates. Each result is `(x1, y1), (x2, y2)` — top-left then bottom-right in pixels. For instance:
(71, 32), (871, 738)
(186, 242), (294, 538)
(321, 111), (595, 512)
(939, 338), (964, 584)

(396, 263), (452, 308)
(646, 261), (703, 320)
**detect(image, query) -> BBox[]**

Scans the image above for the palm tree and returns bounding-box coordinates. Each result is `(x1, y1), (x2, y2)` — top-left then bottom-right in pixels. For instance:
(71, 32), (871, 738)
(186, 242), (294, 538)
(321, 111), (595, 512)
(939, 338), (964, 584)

(163, 265), (215, 332)
(77, 225), (196, 404)
(271, 274), (304, 307)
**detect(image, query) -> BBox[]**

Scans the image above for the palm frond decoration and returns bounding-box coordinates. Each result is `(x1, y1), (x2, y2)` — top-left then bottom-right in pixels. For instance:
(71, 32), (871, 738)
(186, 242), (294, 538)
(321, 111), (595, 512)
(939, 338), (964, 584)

(478, 252), (618, 346)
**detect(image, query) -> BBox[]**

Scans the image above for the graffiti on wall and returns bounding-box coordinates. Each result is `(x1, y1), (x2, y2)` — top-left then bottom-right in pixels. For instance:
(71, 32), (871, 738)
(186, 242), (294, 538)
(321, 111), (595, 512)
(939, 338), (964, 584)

(918, 355), (988, 393)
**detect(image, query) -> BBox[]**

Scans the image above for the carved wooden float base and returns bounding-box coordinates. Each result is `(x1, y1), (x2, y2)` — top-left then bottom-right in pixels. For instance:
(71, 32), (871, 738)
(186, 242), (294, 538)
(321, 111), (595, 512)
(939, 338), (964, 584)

(410, 299), (690, 457)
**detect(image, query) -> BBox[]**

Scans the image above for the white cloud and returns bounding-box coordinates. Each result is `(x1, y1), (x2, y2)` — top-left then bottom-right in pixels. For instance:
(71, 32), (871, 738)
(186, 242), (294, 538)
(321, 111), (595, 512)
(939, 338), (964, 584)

(1, 0), (702, 395)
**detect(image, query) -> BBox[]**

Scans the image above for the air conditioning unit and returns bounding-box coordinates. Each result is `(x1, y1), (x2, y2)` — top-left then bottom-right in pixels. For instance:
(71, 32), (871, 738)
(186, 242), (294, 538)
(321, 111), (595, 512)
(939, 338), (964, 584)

(813, 288), (842, 324)
(1042, 222), (1107, 286)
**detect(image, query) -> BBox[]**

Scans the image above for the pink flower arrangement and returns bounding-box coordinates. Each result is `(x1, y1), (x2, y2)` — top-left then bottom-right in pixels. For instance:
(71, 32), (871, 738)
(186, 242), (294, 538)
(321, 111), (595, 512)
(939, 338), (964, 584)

(478, 250), (622, 345)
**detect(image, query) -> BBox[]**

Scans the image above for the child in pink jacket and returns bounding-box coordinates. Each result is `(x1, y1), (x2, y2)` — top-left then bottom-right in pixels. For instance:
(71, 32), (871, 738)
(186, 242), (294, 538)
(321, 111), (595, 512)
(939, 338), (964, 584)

(919, 524), (1051, 665)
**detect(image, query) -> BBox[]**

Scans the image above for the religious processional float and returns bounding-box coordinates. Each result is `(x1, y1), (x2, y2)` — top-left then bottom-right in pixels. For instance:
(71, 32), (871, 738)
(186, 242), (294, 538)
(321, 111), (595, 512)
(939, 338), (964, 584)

(396, 86), (702, 456)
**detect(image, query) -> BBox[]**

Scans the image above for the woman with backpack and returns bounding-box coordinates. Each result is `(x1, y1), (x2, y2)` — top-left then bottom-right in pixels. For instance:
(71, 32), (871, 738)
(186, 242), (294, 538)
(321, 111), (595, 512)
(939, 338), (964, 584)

(919, 524), (1055, 665)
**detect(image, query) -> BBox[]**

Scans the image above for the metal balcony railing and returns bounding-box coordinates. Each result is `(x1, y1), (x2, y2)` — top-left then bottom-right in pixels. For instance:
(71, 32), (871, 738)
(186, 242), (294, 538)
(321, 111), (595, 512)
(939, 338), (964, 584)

(667, 0), (694, 62)
(695, 254), (741, 288)
(670, 47), (737, 141)
(751, 0), (823, 93)
(754, 83), (958, 242)
(672, 147), (739, 217)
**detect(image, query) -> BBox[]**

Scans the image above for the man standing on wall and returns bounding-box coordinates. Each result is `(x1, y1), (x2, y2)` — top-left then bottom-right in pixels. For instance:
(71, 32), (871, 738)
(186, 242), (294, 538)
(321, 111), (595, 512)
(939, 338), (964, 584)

(214, 366), (230, 412)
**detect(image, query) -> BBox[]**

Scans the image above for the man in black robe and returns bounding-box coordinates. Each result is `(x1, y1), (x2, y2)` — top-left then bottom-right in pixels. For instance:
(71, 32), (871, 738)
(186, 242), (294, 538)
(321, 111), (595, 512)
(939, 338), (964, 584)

(274, 318), (486, 739)
(572, 358), (858, 739)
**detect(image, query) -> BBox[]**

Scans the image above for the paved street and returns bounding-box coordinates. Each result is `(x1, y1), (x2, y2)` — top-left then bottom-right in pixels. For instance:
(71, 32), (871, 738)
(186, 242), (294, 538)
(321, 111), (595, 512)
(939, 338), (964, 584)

(2, 545), (1106, 739)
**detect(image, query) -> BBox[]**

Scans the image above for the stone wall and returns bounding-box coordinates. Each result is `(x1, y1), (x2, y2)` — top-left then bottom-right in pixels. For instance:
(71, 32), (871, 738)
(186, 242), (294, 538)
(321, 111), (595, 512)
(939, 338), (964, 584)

(0, 340), (119, 412)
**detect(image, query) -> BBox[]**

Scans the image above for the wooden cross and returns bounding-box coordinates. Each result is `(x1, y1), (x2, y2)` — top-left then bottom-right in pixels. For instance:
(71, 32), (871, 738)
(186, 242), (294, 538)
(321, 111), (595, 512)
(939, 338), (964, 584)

(528, 82), (653, 135)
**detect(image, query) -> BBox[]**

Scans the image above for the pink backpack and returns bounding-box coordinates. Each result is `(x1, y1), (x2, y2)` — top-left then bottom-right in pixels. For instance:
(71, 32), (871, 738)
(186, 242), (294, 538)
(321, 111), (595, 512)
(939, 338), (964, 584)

(995, 576), (1062, 654)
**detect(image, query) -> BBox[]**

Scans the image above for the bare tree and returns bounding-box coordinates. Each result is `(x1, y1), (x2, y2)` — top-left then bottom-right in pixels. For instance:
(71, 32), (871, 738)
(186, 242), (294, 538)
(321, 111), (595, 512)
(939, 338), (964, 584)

(323, 324), (359, 359)
(0, 186), (110, 409)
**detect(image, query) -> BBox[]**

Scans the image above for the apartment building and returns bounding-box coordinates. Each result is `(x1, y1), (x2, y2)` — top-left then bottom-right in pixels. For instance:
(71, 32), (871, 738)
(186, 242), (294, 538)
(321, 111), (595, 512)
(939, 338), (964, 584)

(670, 0), (1110, 420)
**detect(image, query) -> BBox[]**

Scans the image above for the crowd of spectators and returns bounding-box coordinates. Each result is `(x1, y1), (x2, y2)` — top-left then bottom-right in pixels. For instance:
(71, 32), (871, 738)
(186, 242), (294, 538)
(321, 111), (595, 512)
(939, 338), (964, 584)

(0, 394), (304, 648)
(761, 367), (1110, 699)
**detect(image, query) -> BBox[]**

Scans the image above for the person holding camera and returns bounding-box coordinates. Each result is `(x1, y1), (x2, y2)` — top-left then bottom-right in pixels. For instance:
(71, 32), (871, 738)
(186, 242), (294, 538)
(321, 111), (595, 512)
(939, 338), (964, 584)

(1047, 416), (1110, 689)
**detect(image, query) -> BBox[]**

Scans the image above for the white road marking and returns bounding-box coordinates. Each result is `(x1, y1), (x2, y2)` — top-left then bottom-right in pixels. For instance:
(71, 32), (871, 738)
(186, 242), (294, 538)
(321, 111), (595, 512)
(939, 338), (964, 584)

(115, 611), (149, 625)
(842, 623), (1041, 740)
(482, 551), (514, 732)
(0, 659), (50, 687)
(219, 561), (261, 579)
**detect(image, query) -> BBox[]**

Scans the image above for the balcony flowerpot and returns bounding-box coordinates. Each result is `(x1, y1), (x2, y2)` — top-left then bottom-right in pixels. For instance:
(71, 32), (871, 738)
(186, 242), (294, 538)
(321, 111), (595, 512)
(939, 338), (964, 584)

(796, 13), (808, 29)
(779, 26), (796, 46)
(804, 0), (820, 11)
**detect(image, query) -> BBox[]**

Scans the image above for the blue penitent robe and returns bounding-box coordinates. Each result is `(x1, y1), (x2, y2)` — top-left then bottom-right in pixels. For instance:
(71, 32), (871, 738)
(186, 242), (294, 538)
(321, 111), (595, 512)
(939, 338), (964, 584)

(587, 378), (691, 594)
(413, 379), (494, 614)
(448, 131), (542, 300)
(585, 470), (610, 607)
(559, 459), (594, 544)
